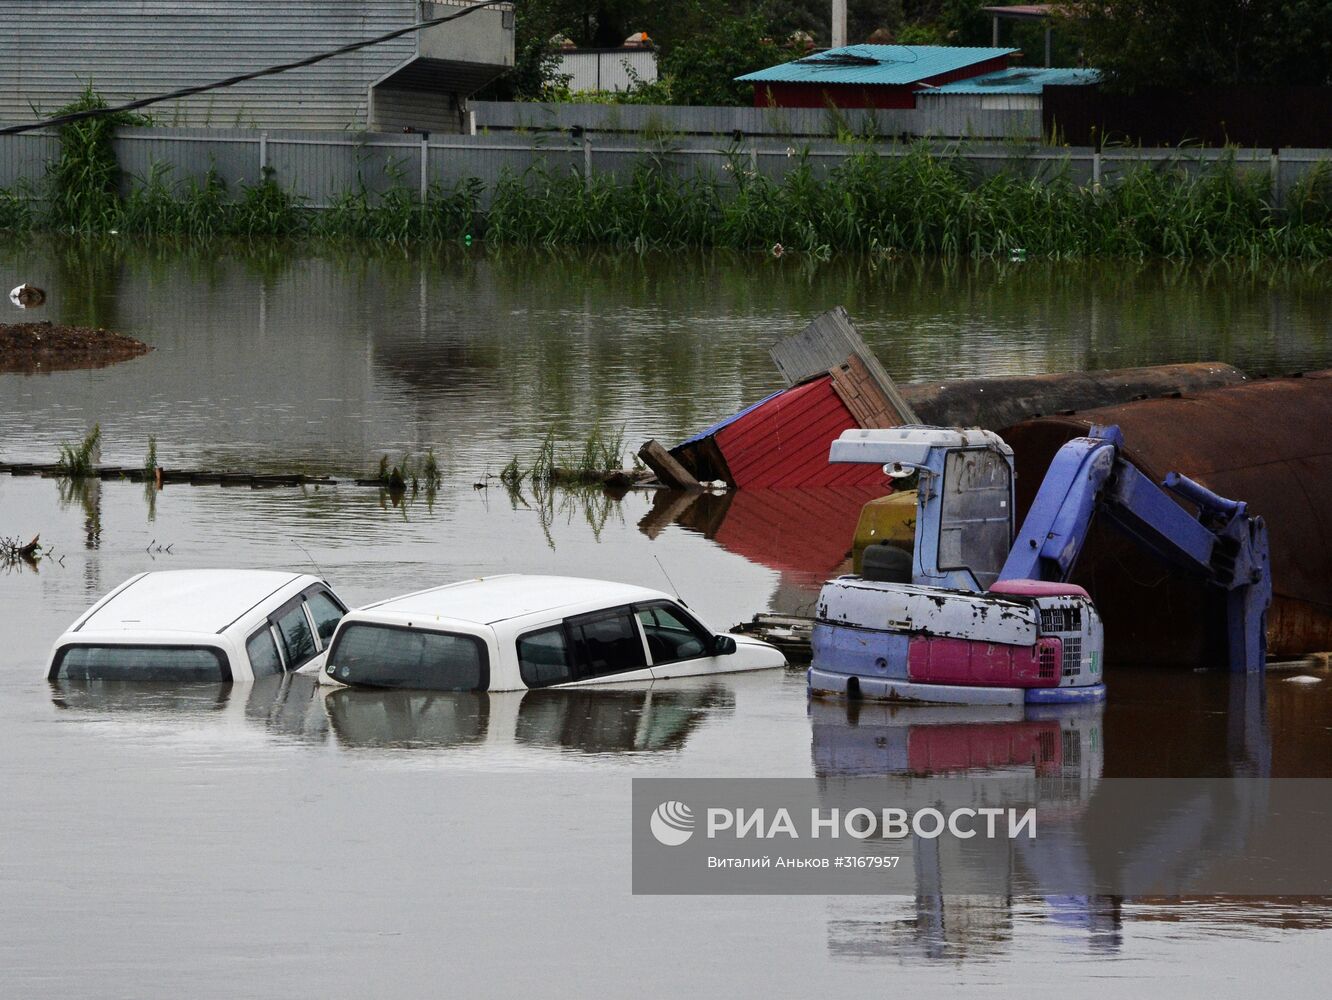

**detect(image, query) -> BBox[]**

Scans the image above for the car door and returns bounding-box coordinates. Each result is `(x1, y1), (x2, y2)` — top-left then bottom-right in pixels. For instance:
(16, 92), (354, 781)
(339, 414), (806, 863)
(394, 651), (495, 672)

(559, 606), (654, 687)
(636, 601), (723, 680)
(270, 595), (322, 673)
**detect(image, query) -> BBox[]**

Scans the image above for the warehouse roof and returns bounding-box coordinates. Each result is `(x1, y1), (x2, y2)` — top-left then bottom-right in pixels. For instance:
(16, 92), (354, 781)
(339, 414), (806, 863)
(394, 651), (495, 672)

(921, 66), (1100, 96)
(737, 45), (1017, 87)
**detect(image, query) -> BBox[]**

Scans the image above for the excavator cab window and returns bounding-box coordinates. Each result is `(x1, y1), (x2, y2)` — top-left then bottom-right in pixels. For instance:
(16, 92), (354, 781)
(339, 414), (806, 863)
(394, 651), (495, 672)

(937, 448), (1013, 589)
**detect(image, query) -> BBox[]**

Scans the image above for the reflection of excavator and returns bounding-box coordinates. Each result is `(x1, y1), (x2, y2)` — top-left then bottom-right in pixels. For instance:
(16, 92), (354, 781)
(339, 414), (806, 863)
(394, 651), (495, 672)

(809, 425), (1271, 706)
(812, 697), (1110, 959)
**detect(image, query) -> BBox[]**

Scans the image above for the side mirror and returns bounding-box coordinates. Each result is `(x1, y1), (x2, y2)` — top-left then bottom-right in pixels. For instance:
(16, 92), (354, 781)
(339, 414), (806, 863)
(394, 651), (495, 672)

(713, 635), (738, 656)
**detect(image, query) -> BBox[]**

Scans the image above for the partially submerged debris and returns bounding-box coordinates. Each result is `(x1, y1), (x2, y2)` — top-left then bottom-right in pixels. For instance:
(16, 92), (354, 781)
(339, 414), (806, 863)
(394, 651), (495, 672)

(731, 613), (814, 661)
(637, 439), (701, 491)
(1, 533), (44, 567)
(9, 283), (45, 308)
(1, 321), (151, 373)
(659, 307), (1247, 489)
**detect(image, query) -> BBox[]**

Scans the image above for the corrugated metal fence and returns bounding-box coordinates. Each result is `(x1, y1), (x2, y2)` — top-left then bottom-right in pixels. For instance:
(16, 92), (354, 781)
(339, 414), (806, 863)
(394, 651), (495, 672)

(2, 126), (1329, 209)
(471, 100), (1042, 140)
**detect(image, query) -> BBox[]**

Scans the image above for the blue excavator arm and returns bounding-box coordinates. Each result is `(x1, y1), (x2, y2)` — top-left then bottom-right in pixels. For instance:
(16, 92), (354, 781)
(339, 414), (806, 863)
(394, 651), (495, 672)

(998, 425), (1271, 672)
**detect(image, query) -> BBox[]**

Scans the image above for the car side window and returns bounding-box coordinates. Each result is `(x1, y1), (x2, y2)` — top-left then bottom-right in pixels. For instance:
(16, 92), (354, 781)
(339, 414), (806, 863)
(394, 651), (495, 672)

(246, 627), (284, 678)
(275, 603), (317, 669)
(305, 590), (345, 646)
(517, 626), (574, 689)
(567, 608), (647, 680)
(636, 603), (709, 664)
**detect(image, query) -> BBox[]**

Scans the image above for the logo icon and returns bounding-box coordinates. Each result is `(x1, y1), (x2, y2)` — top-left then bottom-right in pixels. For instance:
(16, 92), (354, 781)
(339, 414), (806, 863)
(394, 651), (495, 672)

(649, 800), (695, 846)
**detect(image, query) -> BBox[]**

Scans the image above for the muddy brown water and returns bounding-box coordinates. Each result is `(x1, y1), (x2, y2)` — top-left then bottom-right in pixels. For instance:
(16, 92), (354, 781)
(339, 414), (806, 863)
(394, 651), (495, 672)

(3, 239), (1332, 997)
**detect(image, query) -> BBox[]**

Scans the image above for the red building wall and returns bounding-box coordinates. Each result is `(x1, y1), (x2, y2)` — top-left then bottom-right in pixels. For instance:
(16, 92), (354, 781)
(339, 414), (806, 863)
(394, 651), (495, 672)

(752, 55), (1012, 109)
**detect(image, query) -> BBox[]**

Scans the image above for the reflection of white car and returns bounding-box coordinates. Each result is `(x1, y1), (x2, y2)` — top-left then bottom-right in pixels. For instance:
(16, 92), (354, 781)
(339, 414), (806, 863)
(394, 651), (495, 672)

(321, 574), (786, 692)
(46, 570), (348, 682)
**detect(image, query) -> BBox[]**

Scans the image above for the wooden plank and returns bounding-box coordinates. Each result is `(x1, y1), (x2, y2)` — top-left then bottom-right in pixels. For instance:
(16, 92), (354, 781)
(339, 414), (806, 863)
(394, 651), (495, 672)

(637, 439), (702, 491)
(829, 353), (901, 429)
(768, 306), (920, 424)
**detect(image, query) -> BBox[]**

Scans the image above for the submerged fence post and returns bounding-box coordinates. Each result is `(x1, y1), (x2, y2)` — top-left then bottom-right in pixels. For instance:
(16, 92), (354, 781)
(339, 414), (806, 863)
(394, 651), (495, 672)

(1092, 151), (1102, 191)
(583, 134), (592, 191)
(420, 134), (430, 203)
(258, 132), (268, 176)
(749, 144), (758, 177)
(1270, 149), (1281, 205)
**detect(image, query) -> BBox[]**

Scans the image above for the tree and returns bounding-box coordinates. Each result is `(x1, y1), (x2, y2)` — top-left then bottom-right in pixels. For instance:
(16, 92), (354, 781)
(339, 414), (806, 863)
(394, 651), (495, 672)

(661, 6), (789, 105)
(1063, 1), (1332, 91)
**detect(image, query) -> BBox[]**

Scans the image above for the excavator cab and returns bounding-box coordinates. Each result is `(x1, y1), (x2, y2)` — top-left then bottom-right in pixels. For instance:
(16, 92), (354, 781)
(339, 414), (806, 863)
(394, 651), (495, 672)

(834, 427), (1016, 591)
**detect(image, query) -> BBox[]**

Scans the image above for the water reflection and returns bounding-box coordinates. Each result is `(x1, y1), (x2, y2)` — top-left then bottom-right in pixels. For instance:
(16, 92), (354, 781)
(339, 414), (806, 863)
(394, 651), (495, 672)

(813, 698), (1107, 960)
(50, 679), (232, 714)
(5, 237), (1330, 479)
(49, 674), (732, 757)
(810, 673), (1332, 961)
(49, 673), (329, 741)
(643, 487), (878, 615)
(513, 686), (733, 754)
(325, 683), (732, 754)
(56, 477), (101, 550)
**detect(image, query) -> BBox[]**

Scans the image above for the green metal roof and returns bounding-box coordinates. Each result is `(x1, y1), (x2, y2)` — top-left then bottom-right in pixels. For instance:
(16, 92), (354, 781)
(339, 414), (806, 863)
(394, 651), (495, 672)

(922, 67), (1101, 96)
(736, 45), (1017, 87)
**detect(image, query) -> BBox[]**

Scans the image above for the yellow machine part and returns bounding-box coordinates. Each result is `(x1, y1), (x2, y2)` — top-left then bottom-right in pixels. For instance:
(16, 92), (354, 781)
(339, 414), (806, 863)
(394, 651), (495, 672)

(851, 491), (917, 574)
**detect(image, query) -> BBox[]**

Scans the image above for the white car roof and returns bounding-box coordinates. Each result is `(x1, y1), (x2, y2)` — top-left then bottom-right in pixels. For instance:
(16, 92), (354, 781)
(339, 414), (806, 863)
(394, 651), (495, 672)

(73, 569), (316, 636)
(357, 574), (672, 626)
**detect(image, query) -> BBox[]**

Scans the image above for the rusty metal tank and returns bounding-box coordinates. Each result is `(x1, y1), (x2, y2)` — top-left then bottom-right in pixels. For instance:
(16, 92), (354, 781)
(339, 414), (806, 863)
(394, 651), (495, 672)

(1002, 370), (1332, 667)
(902, 362), (1246, 431)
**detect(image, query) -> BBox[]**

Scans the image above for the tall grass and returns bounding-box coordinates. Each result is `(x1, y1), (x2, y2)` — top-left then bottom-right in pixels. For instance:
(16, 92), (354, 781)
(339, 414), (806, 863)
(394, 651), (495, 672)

(45, 86), (150, 231)
(2, 112), (1329, 258)
(482, 145), (1332, 259)
(56, 424), (102, 478)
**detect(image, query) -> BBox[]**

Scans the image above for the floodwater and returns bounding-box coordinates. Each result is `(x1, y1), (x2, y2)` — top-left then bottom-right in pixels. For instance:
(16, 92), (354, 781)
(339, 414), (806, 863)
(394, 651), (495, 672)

(3, 237), (1332, 998)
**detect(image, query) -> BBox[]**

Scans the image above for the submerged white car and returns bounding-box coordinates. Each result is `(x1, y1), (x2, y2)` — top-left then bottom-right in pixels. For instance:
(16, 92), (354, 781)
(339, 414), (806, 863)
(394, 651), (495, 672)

(320, 574), (785, 692)
(47, 569), (349, 682)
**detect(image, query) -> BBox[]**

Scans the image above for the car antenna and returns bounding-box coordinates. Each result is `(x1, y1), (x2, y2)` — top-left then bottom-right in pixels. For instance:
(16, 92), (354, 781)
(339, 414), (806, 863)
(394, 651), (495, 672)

(653, 555), (687, 606)
(293, 540), (326, 581)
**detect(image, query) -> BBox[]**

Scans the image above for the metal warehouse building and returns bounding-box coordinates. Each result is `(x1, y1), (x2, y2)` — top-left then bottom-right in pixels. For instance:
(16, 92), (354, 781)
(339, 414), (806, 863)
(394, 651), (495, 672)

(0, 1), (514, 133)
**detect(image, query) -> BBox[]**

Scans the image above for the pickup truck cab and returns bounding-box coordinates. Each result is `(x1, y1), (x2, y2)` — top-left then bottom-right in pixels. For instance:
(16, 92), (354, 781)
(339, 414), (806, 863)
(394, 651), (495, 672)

(321, 574), (785, 692)
(47, 570), (348, 682)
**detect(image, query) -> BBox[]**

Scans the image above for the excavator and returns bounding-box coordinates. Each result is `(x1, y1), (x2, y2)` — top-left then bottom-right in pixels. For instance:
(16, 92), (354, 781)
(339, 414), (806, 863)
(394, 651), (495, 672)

(807, 424), (1271, 705)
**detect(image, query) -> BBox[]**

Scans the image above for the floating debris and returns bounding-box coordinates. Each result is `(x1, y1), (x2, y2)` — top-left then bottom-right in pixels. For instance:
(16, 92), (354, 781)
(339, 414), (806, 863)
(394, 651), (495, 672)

(1284, 675), (1324, 685)
(8, 283), (45, 308)
(0, 533), (43, 565)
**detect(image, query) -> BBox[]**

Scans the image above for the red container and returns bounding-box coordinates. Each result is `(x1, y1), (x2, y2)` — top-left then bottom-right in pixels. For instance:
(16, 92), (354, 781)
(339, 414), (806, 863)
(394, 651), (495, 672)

(906, 635), (1062, 688)
(712, 376), (891, 489)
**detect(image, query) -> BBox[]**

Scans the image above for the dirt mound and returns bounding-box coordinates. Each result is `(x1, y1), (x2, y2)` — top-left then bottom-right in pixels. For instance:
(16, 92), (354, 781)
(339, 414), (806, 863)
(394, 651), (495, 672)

(0, 322), (152, 374)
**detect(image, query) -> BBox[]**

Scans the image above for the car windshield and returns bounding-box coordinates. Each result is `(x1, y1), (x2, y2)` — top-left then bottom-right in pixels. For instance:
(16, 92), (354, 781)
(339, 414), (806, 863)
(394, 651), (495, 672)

(52, 645), (230, 682)
(327, 623), (488, 691)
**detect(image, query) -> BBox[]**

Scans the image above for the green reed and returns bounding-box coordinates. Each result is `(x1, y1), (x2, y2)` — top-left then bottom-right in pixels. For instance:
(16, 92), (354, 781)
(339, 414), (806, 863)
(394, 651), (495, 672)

(3, 118), (1330, 258)
(56, 424), (102, 478)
